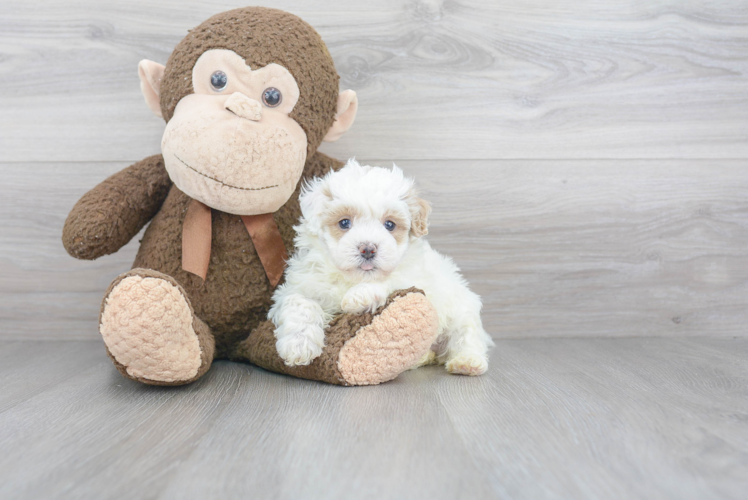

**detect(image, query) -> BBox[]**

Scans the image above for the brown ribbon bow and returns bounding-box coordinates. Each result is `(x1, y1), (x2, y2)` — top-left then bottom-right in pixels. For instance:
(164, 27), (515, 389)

(181, 199), (288, 287)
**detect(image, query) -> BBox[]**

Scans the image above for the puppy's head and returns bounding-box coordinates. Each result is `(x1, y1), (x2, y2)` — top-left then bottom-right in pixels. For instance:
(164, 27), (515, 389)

(299, 159), (431, 280)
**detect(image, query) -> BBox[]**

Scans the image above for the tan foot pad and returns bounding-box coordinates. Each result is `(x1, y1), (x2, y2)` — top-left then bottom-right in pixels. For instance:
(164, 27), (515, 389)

(337, 292), (439, 385)
(100, 273), (202, 383)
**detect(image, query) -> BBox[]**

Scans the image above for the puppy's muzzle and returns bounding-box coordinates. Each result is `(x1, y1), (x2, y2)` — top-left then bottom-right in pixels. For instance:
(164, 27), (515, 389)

(358, 243), (377, 260)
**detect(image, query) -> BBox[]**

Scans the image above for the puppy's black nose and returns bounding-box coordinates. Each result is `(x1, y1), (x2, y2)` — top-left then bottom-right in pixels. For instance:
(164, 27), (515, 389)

(359, 244), (377, 260)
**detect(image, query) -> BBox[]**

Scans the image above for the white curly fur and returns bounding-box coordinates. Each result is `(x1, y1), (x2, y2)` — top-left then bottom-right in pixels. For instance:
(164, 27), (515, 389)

(269, 159), (494, 374)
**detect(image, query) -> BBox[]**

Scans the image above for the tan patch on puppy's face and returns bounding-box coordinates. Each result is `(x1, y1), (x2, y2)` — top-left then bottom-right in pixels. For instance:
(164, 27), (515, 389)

(322, 204), (361, 242)
(382, 210), (410, 245)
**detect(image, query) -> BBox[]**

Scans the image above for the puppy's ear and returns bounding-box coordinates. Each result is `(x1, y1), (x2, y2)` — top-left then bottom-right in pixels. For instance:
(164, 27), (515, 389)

(299, 176), (333, 235)
(409, 195), (431, 238)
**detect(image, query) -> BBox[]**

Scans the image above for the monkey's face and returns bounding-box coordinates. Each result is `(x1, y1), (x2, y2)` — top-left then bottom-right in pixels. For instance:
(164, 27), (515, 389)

(138, 8), (359, 214)
(161, 49), (308, 215)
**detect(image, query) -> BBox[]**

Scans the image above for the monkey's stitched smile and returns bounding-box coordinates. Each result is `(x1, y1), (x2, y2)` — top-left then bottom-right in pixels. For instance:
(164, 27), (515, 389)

(174, 154), (278, 191)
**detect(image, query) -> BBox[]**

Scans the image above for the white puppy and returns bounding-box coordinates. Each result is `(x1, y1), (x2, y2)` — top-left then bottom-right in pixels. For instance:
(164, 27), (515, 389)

(269, 159), (494, 375)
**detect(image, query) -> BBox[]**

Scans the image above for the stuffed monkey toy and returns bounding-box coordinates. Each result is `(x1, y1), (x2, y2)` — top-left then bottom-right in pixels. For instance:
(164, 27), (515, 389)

(62, 7), (439, 386)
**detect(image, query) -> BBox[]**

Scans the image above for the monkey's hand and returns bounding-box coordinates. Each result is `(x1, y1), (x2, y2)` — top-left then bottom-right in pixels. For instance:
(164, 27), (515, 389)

(341, 283), (389, 314)
(62, 154), (171, 260)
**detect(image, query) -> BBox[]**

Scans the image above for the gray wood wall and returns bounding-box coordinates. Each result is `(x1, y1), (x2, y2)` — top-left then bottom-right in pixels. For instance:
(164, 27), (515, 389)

(1, 0), (747, 340)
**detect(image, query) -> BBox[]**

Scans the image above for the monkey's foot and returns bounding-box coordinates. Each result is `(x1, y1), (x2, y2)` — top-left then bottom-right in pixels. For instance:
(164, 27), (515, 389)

(235, 288), (439, 386)
(337, 290), (439, 385)
(99, 268), (214, 386)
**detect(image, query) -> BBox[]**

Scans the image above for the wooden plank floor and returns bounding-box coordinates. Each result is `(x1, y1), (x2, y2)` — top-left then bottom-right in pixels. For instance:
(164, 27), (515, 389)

(1, 338), (746, 500)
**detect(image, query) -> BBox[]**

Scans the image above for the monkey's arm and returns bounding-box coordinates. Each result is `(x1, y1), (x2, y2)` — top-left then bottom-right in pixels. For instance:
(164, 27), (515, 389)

(62, 154), (171, 260)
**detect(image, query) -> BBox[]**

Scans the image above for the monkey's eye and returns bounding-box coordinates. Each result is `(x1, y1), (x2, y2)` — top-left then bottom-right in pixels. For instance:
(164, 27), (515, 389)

(384, 220), (396, 232)
(210, 71), (228, 91)
(262, 87), (282, 107)
(339, 219), (352, 230)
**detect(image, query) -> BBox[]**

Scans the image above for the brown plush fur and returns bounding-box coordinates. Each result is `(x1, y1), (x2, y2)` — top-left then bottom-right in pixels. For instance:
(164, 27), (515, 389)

(62, 155), (171, 260)
(62, 7), (438, 386)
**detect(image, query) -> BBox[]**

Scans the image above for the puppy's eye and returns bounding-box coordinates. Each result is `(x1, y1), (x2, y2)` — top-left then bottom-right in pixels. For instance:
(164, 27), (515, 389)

(339, 219), (352, 230)
(210, 71), (228, 91)
(262, 87), (282, 107)
(384, 220), (396, 231)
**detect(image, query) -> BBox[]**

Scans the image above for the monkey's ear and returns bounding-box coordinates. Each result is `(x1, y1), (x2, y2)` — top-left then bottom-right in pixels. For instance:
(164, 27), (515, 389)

(323, 90), (358, 142)
(138, 60), (166, 118)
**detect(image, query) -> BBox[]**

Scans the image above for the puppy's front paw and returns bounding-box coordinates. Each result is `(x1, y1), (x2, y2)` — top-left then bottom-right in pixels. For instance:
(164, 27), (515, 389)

(341, 284), (387, 314)
(276, 330), (324, 366)
(446, 352), (488, 376)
